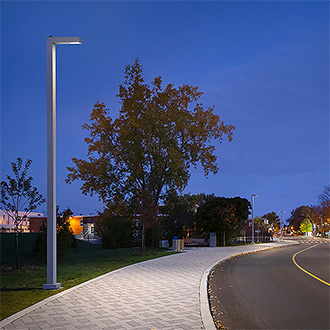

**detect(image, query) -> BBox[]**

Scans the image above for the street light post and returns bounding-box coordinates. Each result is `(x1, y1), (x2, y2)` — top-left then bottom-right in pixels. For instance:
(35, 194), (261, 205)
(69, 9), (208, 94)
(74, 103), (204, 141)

(43, 36), (82, 290)
(278, 210), (286, 242)
(320, 216), (323, 237)
(251, 194), (258, 244)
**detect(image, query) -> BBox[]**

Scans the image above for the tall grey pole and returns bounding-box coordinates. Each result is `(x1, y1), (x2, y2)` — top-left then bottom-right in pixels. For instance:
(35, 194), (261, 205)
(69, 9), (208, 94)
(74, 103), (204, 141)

(43, 37), (81, 290)
(251, 194), (258, 244)
(278, 211), (285, 242)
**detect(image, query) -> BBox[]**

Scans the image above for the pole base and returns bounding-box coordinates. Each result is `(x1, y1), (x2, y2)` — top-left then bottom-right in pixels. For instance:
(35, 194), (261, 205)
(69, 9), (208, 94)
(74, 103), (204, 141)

(43, 283), (61, 290)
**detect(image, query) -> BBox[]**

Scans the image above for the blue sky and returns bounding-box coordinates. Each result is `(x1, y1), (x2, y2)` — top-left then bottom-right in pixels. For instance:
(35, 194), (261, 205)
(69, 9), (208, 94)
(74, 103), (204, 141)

(1, 1), (329, 222)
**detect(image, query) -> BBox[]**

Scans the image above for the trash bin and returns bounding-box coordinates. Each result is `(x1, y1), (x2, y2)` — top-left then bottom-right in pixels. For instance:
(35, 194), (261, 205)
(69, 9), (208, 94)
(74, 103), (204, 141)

(172, 238), (184, 251)
(159, 240), (169, 248)
(209, 232), (216, 247)
(179, 239), (184, 251)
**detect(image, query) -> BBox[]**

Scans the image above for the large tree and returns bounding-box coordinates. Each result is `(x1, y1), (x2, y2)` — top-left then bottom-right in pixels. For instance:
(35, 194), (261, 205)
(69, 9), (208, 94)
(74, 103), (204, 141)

(288, 205), (319, 233)
(162, 191), (205, 241)
(318, 185), (330, 208)
(0, 158), (45, 268)
(261, 211), (281, 231)
(66, 59), (235, 249)
(196, 195), (250, 246)
(318, 185), (330, 235)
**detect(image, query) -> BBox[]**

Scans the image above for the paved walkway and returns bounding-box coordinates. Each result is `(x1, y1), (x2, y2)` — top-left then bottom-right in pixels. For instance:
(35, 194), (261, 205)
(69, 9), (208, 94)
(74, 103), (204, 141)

(1, 241), (296, 330)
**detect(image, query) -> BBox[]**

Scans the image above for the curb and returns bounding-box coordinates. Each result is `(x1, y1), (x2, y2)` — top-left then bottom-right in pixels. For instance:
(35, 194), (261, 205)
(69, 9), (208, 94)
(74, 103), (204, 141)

(0, 252), (179, 328)
(1, 241), (298, 329)
(200, 241), (299, 330)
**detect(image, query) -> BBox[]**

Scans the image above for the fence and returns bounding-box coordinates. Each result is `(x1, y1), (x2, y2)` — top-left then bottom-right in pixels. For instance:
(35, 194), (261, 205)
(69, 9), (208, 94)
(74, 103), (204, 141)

(235, 233), (272, 244)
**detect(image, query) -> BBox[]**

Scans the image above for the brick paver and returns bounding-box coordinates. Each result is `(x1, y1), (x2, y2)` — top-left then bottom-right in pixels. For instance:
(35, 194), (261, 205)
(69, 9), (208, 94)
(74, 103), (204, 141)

(1, 241), (296, 330)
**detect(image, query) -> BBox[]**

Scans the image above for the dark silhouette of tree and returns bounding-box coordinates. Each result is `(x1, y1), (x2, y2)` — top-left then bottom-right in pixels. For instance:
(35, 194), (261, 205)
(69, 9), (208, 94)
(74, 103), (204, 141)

(318, 185), (330, 235)
(1, 158), (45, 268)
(95, 198), (134, 249)
(261, 211), (281, 231)
(66, 59), (235, 250)
(162, 191), (205, 241)
(196, 195), (250, 246)
(288, 205), (319, 234)
(33, 207), (76, 261)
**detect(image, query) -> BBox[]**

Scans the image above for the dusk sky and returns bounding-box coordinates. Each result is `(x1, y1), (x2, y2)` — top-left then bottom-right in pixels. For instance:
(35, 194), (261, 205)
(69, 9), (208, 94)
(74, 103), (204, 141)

(1, 1), (329, 222)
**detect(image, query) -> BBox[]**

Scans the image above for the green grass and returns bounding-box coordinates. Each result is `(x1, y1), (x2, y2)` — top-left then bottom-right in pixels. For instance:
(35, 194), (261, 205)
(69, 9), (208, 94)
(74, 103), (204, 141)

(0, 233), (175, 320)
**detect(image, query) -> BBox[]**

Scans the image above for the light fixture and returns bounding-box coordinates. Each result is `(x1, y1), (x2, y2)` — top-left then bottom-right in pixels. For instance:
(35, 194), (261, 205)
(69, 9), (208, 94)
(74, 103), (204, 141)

(43, 36), (82, 290)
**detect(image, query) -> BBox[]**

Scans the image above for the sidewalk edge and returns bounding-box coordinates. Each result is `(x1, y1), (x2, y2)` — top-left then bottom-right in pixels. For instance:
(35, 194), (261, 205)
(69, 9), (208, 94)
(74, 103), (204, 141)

(0, 251), (179, 328)
(200, 241), (298, 330)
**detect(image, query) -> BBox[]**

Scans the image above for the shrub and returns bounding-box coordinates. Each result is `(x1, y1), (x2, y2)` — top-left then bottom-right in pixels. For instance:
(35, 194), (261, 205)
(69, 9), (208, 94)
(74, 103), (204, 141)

(33, 208), (76, 261)
(95, 201), (134, 249)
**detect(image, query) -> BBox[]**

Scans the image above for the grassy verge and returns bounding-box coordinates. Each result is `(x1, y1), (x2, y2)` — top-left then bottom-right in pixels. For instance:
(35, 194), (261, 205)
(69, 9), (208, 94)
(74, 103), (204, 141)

(0, 233), (175, 320)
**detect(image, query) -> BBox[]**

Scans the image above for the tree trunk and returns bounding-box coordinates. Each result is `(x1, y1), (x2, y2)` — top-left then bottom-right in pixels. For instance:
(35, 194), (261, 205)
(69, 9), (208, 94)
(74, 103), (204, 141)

(141, 222), (145, 251)
(223, 231), (226, 247)
(15, 227), (19, 269)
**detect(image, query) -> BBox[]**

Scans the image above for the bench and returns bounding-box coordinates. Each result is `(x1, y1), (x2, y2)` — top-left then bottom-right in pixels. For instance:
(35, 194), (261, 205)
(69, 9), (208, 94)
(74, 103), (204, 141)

(184, 238), (208, 248)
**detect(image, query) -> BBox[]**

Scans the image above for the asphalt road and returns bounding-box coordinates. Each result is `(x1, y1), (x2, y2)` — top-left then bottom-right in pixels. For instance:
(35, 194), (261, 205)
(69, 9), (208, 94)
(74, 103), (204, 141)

(209, 240), (330, 330)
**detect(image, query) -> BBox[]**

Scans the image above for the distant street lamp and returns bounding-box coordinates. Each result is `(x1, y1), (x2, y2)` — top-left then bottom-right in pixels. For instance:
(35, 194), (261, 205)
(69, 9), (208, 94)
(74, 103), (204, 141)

(278, 210), (286, 242)
(320, 216), (323, 237)
(43, 36), (82, 290)
(251, 194), (258, 244)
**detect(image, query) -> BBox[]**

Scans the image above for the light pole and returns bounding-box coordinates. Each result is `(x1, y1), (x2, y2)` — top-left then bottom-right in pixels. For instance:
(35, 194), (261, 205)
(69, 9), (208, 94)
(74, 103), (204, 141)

(278, 211), (286, 242)
(251, 194), (258, 244)
(43, 36), (82, 290)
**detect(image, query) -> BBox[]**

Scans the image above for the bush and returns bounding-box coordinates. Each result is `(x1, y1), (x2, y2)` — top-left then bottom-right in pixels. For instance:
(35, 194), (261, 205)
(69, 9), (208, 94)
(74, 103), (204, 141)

(33, 208), (76, 262)
(96, 202), (134, 249)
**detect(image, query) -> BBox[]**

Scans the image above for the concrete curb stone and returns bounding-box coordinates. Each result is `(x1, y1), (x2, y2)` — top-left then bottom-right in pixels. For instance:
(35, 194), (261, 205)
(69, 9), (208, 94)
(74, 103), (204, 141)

(200, 240), (299, 330)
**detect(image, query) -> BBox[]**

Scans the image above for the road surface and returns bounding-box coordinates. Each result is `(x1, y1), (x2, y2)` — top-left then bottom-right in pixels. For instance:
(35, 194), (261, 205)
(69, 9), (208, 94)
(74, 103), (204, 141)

(209, 238), (330, 329)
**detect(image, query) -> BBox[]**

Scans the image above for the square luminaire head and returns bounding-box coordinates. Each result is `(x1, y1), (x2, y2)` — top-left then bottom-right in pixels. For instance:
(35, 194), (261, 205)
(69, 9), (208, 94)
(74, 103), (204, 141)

(48, 37), (82, 45)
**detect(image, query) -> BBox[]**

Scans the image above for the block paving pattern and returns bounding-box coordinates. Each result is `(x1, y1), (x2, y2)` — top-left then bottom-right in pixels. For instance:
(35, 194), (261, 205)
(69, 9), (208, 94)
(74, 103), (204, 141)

(1, 242), (294, 330)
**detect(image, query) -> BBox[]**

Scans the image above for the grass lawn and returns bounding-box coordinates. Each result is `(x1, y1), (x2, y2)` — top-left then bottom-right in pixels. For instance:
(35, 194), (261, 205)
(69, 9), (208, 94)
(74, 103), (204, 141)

(0, 233), (175, 320)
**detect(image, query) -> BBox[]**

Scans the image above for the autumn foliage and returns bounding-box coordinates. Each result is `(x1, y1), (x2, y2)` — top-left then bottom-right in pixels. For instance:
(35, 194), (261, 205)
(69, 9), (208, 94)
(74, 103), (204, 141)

(66, 59), (235, 248)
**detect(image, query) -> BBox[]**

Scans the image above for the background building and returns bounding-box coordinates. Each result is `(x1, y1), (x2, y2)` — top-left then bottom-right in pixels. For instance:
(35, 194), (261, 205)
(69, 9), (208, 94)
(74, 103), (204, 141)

(0, 211), (98, 237)
(0, 210), (45, 233)
(69, 215), (99, 238)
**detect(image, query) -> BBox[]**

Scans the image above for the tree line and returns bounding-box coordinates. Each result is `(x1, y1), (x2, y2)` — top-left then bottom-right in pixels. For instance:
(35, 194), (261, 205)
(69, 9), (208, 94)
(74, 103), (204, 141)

(288, 185), (330, 236)
(94, 192), (287, 249)
(95, 192), (252, 248)
(2, 59), (329, 267)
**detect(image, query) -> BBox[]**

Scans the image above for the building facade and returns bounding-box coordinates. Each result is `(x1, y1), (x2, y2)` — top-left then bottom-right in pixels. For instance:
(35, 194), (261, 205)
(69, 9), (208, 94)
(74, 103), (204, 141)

(69, 215), (99, 238)
(0, 210), (45, 233)
(0, 210), (98, 236)
(29, 213), (99, 237)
